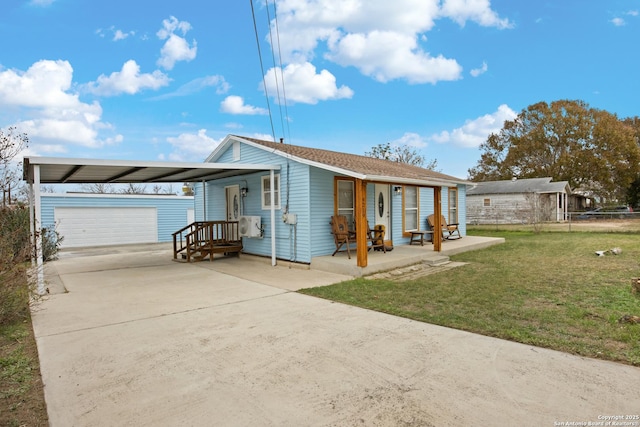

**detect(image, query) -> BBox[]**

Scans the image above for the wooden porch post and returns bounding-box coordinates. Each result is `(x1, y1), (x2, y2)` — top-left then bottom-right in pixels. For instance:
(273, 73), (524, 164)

(355, 178), (368, 267)
(433, 186), (442, 252)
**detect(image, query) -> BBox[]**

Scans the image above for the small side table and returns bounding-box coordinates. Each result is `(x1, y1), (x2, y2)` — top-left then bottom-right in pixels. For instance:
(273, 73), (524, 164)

(409, 230), (434, 246)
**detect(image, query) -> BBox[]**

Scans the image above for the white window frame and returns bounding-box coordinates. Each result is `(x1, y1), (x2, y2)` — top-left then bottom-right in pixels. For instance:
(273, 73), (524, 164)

(403, 186), (419, 232)
(261, 174), (281, 210)
(449, 188), (458, 224)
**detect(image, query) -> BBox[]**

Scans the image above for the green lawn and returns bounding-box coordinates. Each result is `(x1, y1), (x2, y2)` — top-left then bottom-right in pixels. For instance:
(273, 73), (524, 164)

(300, 230), (640, 366)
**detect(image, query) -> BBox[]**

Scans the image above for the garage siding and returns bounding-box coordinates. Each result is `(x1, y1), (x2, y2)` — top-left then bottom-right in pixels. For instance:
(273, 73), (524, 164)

(55, 207), (158, 247)
(41, 194), (194, 248)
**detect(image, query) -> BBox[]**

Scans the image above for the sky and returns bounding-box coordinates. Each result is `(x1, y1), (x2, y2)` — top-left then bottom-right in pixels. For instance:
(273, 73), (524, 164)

(1, 0), (639, 181)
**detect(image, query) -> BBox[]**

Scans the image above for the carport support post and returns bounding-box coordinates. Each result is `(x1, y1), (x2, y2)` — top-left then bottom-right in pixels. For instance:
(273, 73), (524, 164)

(270, 169), (276, 266)
(30, 164), (45, 294)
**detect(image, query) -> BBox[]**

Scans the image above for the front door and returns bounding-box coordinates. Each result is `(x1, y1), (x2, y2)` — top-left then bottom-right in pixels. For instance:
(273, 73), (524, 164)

(226, 185), (240, 221)
(374, 184), (390, 241)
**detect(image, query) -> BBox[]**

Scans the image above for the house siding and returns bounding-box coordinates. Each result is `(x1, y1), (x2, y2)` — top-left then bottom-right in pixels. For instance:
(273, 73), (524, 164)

(40, 193), (194, 243)
(200, 143), (316, 263)
(310, 167), (340, 258)
(467, 193), (529, 224)
(199, 138), (468, 261)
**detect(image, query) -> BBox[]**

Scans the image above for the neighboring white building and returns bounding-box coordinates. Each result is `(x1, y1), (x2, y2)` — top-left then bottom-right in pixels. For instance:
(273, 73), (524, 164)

(466, 178), (571, 224)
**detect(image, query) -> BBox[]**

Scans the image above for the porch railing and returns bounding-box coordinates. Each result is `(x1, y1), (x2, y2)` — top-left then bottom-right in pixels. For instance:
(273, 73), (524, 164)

(172, 221), (242, 262)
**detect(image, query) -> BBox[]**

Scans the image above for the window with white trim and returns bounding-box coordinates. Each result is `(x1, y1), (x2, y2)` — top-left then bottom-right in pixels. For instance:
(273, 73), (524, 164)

(336, 179), (355, 228)
(403, 186), (419, 231)
(261, 174), (281, 209)
(449, 188), (458, 224)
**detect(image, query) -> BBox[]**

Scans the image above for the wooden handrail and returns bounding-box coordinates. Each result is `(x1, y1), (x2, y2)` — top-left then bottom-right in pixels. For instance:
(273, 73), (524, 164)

(173, 221), (241, 262)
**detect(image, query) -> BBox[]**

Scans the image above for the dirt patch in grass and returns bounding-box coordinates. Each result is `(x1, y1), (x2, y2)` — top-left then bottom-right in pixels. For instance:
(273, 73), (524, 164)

(0, 317), (48, 427)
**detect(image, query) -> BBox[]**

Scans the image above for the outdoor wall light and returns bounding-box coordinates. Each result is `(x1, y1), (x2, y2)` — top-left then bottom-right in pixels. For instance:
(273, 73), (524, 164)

(394, 186), (402, 195)
(241, 187), (248, 197)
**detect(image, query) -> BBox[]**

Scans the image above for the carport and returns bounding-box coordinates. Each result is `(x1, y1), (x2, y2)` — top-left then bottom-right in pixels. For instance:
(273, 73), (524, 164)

(23, 156), (281, 293)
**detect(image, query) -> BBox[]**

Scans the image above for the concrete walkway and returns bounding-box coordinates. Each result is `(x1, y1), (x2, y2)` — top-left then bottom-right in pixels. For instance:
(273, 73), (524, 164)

(33, 245), (640, 426)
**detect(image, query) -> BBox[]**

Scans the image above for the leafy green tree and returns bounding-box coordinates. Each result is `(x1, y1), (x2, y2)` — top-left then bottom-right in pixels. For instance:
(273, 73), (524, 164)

(469, 100), (640, 202)
(365, 142), (438, 170)
(626, 177), (640, 209)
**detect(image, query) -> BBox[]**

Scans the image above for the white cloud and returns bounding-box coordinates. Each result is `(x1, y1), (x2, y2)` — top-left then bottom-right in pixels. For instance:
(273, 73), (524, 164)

(29, 0), (55, 6)
(470, 61), (488, 77)
(440, 0), (513, 29)
(220, 96), (268, 115)
(152, 75), (229, 100)
(113, 29), (135, 41)
(628, 10), (639, 16)
(84, 60), (171, 96)
(327, 30), (462, 83)
(0, 60), (120, 150)
(271, 0), (511, 84)
(390, 132), (428, 148)
(156, 16), (197, 70)
(264, 62), (353, 104)
(430, 104), (517, 148)
(611, 17), (626, 26)
(166, 129), (222, 161)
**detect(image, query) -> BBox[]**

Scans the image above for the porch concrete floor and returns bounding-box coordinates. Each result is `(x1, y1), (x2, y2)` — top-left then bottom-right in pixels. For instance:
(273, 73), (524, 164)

(311, 235), (505, 277)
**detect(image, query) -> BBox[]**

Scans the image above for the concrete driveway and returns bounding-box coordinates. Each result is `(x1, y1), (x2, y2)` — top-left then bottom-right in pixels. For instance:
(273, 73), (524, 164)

(33, 245), (640, 426)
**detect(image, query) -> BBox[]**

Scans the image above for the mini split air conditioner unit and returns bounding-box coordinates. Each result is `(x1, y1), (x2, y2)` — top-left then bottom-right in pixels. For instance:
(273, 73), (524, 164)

(239, 216), (262, 238)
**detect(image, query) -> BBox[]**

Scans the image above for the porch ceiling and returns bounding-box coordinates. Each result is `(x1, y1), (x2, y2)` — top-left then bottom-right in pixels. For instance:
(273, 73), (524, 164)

(23, 157), (280, 184)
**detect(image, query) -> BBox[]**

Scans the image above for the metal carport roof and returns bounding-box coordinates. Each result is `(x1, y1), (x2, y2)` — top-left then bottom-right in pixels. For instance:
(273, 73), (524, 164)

(23, 156), (281, 294)
(23, 156), (280, 184)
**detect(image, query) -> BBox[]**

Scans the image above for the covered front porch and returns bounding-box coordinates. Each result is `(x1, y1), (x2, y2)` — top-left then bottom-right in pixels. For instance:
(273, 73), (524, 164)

(311, 235), (505, 277)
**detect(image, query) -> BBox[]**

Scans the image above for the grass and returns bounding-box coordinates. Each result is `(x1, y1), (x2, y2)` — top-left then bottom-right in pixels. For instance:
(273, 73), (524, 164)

(300, 229), (640, 366)
(0, 295), (48, 426)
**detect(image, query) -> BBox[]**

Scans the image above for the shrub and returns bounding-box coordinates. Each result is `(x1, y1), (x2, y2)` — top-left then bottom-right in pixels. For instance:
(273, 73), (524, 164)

(0, 207), (32, 325)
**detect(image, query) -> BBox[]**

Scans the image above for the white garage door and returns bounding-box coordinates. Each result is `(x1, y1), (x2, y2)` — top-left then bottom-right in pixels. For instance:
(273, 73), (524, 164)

(54, 207), (158, 248)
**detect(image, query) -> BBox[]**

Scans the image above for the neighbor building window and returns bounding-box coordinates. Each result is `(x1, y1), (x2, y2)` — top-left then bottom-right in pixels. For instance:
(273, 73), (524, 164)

(403, 186), (419, 231)
(483, 198), (491, 207)
(449, 188), (458, 224)
(261, 174), (281, 209)
(336, 179), (355, 227)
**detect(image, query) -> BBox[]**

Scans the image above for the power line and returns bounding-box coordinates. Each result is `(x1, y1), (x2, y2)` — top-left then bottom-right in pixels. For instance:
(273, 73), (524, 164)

(250, 0), (276, 142)
(271, 0), (292, 144)
(264, 1), (286, 139)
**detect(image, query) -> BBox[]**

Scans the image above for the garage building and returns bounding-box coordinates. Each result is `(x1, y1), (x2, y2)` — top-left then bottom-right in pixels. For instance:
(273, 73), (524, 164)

(41, 193), (194, 248)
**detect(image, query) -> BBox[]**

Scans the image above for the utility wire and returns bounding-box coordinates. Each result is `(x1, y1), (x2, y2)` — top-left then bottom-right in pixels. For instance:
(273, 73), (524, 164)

(265, 1), (286, 140)
(271, 0), (292, 144)
(250, 0), (276, 142)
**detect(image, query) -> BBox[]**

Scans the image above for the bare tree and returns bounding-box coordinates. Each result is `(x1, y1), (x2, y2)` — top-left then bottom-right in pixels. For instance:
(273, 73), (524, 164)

(121, 183), (148, 194)
(78, 183), (115, 194)
(152, 183), (177, 195)
(1, 127), (29, 207)
(365, 142), (439, 170)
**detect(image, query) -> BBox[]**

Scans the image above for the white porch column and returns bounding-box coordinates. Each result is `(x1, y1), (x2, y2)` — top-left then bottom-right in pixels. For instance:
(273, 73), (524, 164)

(270, 169), (276, 266)
(202, 180), (206, 221)
(32, 165), (45, 295)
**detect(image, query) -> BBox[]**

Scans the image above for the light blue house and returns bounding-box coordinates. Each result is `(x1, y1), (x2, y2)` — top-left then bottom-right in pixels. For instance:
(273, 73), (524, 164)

(41, 193), (194, 248)
(196, 135), (468, 266)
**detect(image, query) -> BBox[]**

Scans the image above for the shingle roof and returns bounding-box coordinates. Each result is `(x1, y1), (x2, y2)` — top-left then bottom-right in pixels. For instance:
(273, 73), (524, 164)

(467, 177), (571, 195)
(232, 135), (467, 186)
